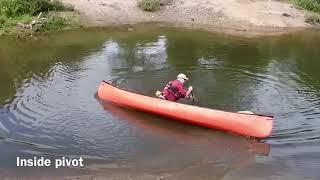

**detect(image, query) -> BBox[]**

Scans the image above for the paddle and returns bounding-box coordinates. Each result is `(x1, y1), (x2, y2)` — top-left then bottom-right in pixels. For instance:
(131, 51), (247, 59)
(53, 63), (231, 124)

(190, 90), (195, 104)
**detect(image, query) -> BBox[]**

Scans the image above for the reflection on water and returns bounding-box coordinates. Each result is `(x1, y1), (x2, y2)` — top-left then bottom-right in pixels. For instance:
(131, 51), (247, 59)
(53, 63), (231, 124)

(0, 27), (320, 178)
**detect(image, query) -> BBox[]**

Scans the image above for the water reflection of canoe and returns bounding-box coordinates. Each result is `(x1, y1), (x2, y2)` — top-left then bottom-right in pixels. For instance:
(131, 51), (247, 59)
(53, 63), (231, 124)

(97, 81), (273, 138)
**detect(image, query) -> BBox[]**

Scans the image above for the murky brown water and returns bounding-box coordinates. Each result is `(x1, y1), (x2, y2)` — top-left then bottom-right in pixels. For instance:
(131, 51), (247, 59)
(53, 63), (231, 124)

(0, 27), (320, 179)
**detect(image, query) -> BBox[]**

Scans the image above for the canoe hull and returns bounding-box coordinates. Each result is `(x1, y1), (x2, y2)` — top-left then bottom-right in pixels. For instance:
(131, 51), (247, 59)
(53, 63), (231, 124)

(97, 81), (273, 138)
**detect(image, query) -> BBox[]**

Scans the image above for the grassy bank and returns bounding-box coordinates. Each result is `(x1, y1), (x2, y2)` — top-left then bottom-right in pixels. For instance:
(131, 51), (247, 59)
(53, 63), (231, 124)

(292, 0), (320, 24)
(293, 0), (320, 13)
(0, 0), (75, 35)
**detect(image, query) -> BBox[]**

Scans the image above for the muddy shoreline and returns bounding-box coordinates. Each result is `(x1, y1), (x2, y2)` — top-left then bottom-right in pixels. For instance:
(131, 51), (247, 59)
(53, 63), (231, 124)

(61, 0), (313, 36)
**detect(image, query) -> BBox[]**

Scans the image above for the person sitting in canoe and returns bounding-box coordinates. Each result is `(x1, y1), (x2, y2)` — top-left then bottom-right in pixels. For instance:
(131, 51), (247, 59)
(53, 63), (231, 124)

(156, 73), (193, 102)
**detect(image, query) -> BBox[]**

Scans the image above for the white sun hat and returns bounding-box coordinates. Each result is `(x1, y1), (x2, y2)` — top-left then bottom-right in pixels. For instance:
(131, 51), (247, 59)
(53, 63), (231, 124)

(177, 73), (189, 80)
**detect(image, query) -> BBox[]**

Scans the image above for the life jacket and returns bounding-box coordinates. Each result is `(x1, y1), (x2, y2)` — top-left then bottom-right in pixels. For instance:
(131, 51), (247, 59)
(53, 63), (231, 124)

(164, 80), (184, 100)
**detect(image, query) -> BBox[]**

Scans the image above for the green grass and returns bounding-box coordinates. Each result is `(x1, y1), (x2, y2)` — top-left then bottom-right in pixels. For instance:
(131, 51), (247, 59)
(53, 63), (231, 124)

(0, 14), (33, 34)
(137, 0), (161, 12)
(38, 15), (67, 31)
(291, 0), (320, 24)
(0, 0), (73, 17)
(293, 0), (320, 13)
(0, 0), (74, 35)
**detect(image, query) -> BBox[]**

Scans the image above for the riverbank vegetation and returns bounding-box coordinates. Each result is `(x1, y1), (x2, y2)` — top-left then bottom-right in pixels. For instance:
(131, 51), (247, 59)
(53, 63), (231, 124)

(293, 0), (320, 13)
(137, 0), (161, 12)
(137, 0), (172, 12)
(293, 0), (320, 24)
(0, 0), (75, 36)
(305, 12), (320, 24)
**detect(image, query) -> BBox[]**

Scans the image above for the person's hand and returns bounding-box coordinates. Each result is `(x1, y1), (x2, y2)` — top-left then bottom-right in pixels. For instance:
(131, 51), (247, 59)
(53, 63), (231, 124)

(188, 86), (193, 91)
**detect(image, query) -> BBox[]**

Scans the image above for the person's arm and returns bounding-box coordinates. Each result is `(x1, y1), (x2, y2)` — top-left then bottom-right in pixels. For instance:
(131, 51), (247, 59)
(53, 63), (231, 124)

(163, 81), (172, 91)
(185, 86), (193, 98)
(180, 86), (193, 98)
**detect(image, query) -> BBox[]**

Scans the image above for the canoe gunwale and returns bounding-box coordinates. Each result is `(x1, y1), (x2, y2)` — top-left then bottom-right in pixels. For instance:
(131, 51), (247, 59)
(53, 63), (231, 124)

(102, 80), (273, 118)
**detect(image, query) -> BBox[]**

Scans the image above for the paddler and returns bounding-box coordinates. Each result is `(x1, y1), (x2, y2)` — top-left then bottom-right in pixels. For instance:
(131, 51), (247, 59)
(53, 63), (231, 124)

(156, 73), (193, 102)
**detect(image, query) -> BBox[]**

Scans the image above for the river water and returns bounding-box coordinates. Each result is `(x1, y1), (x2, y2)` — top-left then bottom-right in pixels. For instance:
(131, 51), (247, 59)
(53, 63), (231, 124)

(0, 26), (319, 179)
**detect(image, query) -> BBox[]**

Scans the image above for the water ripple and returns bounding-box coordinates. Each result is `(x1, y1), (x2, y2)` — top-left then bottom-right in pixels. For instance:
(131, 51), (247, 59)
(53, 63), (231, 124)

(1, 30), (320, 175)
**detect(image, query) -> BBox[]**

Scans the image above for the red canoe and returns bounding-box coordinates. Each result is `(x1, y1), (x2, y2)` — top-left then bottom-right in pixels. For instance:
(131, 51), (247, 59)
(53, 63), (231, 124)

(97, 81), (273, 138)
